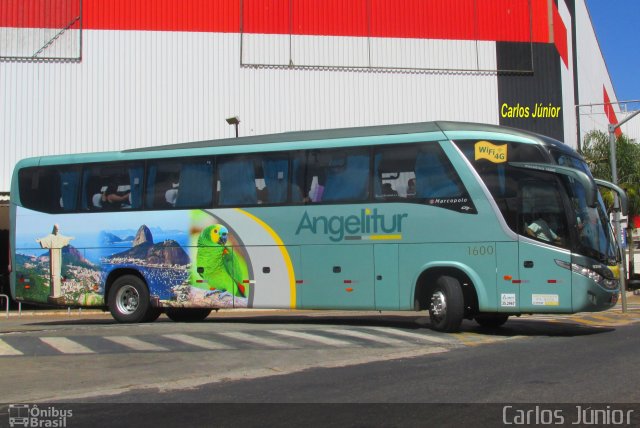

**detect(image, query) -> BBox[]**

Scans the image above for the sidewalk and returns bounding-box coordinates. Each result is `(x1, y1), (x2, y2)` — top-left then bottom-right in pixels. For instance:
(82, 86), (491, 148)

(616, 290), (640, 309)
(1, 291), (639, 321)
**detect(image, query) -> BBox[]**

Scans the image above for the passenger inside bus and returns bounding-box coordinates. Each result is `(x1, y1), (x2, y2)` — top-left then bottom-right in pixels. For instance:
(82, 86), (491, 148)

(406, 178), (416, 197)
(527, 217), (559, 244)
(101, 183), (131, 210)
(165, 184), (179, 207)
(526, 210), (564, 245)
(521, 183), (568, 247)
(381, 183), (398, 197)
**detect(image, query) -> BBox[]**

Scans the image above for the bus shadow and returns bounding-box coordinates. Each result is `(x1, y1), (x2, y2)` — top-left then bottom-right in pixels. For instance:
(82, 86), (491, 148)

(198, 313), (616, 337)
(23, 313), (616, 338)
(468, 318), (616, 337)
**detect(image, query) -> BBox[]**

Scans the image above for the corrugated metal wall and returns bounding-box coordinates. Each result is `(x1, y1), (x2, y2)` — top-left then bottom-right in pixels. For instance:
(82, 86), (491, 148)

(573, 0), (630, 145)
(0, 0), (624, 193)
(0, 0), (81, 59)
(0, 0), (509, 192)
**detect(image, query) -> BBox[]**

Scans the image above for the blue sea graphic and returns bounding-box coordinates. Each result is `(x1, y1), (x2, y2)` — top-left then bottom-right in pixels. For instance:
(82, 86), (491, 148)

(101, 263), (189, 300)
(96, 230), (192, 300)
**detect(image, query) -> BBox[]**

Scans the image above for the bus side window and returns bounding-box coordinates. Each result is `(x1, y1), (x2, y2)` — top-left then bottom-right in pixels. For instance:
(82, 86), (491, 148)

(305, 151), (327, 202)
(82, 163), (142, 211)
(18, 166), (80, 213)
(261, 155), (289, 204)
(291, 154), (306, 203)
(414, 145), (465, 198)
(58, 169), (81, 212)
(374, 146), (417, 199)
(291, 151), (325, 203)
(174, 159), (214, 208)
(145, 160), (181, 209)
(218, 156), (257, 206)
(323, 150), (369, 202)
(294, 149), (369, 203)
(520, 181), (569, 247)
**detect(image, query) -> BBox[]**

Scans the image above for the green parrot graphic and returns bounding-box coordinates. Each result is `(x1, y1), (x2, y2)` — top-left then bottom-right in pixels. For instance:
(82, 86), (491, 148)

(195, 224), (249, 298)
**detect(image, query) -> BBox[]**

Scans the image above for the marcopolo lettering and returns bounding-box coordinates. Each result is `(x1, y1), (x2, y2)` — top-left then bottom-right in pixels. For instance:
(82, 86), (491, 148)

(296, 208), (408, 242)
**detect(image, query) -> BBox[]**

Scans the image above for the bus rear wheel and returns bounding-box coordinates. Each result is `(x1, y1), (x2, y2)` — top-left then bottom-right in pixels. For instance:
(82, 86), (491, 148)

(428, 276), (464, 333)
(165, 308), (212, 322)
(108, 275), (155, 323)
(475, 314), (509, 328)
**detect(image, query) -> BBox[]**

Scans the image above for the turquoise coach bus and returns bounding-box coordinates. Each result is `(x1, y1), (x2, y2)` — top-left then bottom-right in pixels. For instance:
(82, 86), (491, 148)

(9, 122), (625, 332)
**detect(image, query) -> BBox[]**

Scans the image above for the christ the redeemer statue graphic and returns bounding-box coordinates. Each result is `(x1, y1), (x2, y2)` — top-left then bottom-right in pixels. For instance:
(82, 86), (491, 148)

(37, 224), (74, 304)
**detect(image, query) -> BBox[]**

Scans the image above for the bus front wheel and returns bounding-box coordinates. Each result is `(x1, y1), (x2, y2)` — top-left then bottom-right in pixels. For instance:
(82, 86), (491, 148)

(108, 275), (155, 323)
(428, 276), (464, 332)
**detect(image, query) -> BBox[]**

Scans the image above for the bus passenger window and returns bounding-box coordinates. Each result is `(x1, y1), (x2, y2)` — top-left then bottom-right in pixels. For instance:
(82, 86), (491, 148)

(145, 160), (182, 209)
(294, 149), (369, 203)
(82, 163), (143, 211)
(292, 151), (325, 203)
(261, 155), (289, 204)
(218, 157), (257, 206)
(174, 159), (214, 208)
(18, 166), (81, 213)
(374, 143), (474, 213)
(414, 146), (464, 198)
(374, 146), (418, 200)
(520, 182), (569, 248)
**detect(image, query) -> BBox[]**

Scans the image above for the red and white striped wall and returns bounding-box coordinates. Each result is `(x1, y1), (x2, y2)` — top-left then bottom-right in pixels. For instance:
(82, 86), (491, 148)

(0, 0), (623, 192)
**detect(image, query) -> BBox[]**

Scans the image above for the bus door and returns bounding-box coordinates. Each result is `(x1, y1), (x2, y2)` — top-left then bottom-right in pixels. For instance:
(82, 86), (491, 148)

(517, 181), (572, 312)
(496, 242), (519, 312)
(374, 244), (399, 310)
(299, 244), (375, 309)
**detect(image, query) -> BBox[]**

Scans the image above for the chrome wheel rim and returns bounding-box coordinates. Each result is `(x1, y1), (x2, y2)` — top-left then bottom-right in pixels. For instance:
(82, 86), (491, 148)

(115, 285), (139, 315)
(430, 290), (447, 321)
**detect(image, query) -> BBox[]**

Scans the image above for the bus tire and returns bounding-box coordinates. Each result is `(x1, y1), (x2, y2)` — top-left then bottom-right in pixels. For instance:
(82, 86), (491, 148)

(428, 276), (464, 333)
(475, 314), (509, 328)
(108, 275), (154, 323)
(165, 308), (212, 322)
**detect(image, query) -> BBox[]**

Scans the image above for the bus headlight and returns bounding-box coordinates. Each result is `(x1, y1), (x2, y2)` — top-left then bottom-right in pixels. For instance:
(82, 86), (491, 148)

(556, 260), (618, 290)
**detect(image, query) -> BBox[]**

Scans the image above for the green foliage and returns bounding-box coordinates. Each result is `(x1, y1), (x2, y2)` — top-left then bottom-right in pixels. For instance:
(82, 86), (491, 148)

(580, 130), (640, 226)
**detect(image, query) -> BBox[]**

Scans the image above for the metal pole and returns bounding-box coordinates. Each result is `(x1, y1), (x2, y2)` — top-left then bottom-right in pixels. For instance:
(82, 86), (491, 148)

(608, 109), (640, 312)
(609, 124), (627, 312)
(1, 294), (8, 319)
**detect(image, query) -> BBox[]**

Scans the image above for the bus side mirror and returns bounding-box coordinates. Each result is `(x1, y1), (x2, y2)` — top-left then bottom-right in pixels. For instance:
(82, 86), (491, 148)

(594, 179), (628, 216)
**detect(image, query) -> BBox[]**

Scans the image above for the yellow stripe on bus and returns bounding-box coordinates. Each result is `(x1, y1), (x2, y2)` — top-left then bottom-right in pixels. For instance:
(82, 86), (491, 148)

(369, 234), (402, 241)
(235, 209), (297, 309)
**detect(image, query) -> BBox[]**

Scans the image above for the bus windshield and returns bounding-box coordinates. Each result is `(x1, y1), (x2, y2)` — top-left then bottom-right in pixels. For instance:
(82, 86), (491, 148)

(454, 139), (619, 265)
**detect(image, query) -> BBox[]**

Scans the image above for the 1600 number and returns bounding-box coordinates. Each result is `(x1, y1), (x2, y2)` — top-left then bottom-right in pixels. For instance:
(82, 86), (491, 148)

(467, 245), (494, 256)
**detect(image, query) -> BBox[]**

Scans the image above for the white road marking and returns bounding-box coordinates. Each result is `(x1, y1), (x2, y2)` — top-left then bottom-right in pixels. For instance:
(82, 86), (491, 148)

(40, 337), (94, 354)
(329, 328), (408, 346)
(162, 334), (232, 350)
(104, 336), (168, 352)
(363, 327), (454, 344)
(0, 339), (23, 356)
(269, 329), (354, 347)
(217, 331), (298, 349)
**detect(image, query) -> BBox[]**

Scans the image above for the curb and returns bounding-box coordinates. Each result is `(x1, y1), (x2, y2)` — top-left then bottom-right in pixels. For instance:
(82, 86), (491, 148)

(2, 291), (639, 319)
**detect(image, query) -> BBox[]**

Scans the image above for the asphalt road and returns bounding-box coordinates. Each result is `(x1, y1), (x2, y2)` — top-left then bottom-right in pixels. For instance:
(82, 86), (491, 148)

(1, 308), (640, 427)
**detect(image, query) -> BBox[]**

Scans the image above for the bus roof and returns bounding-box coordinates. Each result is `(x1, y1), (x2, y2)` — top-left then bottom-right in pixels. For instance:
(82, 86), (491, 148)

(127, 121), (568, 153)
(14, 121), (576, 170)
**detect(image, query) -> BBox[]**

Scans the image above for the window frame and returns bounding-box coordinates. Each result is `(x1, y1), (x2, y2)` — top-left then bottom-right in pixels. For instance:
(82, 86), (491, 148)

(16, 140), (479, 213)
